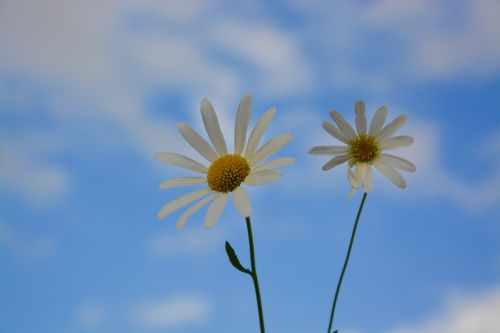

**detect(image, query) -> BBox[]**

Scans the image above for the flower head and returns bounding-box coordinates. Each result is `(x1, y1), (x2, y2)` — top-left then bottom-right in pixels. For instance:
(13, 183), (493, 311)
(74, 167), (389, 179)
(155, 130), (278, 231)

(155, 93), (293, 229)
(309, 100), (416, 197)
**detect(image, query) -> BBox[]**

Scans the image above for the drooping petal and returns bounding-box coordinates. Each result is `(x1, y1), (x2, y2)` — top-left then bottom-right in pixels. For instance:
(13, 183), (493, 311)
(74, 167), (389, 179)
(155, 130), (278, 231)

(204, 193), (228, 229)
(244, 107), (276, 158)
(348, 167), (362, 188)
(379, 153), (416, 172)
(176, 192), (217, 230)
(253, 157), (294, 173)
(322, 154), (350, 171)
(177, 122), (218, 162)
(376, 114), (408, 140)
(354, 100), (367, 135)
(244, 169), (281, 186)
(380, 135), (414, 150)
(309, 146), (348, 156)
(347, 167), (362, 198)
(159, 177), (207, 190)
(368, 106), (387, 136)
(233, 186), (252, 217)
(357, 163), (373, 192)
(322, 121), (349, 144)
(374, 160), (407, 189)
(200, 98), (228, 156)
(234, 93), (252, 155)
(154, 152), (208, 174)
(157, 188), (211, 220)
(249, 133), (292, 166)
(329, 110), (357, 139)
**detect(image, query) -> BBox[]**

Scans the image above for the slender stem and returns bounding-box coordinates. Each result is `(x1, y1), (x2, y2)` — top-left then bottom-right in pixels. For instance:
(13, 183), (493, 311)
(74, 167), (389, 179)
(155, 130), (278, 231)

(246, 216), (265, 333)
(327, 192), (368, 333)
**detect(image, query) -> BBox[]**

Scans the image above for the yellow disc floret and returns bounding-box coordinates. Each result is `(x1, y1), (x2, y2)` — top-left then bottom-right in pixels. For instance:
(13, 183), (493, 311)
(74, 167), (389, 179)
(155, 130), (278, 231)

(207, 154), (250, 193)
(349, 135), (381, 164)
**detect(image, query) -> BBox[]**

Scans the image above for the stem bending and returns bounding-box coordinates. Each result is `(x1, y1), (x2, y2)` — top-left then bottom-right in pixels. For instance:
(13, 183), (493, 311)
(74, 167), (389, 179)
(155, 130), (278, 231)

(327, 192), (368, 333)
(246, 216), (266, 333)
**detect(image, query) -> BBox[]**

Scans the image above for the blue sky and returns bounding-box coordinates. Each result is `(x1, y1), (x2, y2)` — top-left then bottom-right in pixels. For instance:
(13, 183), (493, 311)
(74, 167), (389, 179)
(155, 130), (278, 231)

(1, 0), (499, 332)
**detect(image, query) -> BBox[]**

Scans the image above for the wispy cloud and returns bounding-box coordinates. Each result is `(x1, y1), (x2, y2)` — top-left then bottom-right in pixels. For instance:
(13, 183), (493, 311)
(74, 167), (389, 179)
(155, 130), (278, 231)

(391, 287), (500, 333)
(0, 222), (56, 258)
(132, 294), (212, 329)
(75, 301), (107, 329)
(403, 121), (500, 211)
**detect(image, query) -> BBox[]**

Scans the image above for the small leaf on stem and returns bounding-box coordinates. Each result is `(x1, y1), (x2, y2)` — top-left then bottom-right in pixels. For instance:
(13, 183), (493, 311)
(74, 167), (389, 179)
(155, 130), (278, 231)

(225, 241), (251, 275)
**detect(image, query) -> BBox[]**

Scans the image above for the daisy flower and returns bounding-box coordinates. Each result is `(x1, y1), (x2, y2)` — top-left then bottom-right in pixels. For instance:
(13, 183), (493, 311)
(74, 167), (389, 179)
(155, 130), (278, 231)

(309, 100), (416, 196)
(155, 93), (293, 229)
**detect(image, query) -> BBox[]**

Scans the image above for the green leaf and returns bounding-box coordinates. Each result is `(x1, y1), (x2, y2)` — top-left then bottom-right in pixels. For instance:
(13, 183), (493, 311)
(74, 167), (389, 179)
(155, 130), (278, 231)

(333, 330), (338, 333)
(225, 241), (251, 275)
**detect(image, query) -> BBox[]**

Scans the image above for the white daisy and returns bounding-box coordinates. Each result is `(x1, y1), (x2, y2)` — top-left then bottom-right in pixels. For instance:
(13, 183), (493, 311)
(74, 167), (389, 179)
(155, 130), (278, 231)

(309, 100), (416, 196)
(155, 93), (293, 229)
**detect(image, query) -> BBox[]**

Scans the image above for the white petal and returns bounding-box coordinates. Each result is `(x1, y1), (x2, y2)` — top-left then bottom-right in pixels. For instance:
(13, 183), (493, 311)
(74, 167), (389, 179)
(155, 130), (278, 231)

(204, 193), (228, 229)
(374, 160), (406, 189)
(354, 100), (367, 135)
(376, 114), (407, 140)
(357, 163), (373, 192)
(177, 122), (218, 162)
(253, 157), (294, 173)
(348, 167), (362, 188)
(154, 152), (208, 173)
(159, 177), (207, 190)
(368, 106), (387, 136)
(380, 135), (414, 150)
(244, 107), (276, 158)
(309, 146), (348, 156)
(322, 154), (350, 171)
(249, 133), (292, 166)
(201, 98), (228, 156)
(233, 186), (252, 217)
(157, 188), (211, 220)
(244, 169), (281, 186)
(329, 111), (357, 139)
(176, 192), (217, 230)
(379, 154), (416, 172)
(322, 121), (349, 144)
(234, 93), (252, 155)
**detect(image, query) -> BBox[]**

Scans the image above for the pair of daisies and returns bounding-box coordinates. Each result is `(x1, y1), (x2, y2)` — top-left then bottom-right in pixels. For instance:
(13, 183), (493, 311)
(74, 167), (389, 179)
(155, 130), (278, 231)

(155, 94), (415, 229)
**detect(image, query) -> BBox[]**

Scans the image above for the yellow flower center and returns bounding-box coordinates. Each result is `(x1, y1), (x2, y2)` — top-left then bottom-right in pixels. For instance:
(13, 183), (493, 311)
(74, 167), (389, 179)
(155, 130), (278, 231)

(349, 135), (380, 164)
(207, 154), (250, 193)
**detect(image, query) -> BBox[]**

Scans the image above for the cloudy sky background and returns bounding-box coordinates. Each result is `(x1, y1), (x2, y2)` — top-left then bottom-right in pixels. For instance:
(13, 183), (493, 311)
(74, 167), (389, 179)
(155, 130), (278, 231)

(1, 0), (499, 332)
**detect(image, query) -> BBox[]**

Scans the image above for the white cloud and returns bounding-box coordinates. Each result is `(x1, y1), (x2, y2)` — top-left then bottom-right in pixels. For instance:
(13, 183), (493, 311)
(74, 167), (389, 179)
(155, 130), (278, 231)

(0, 0), (315, 206)
(286, 0), (500, 88)
(133, 294), (212, 329)
(403, 121), (500, 211)
(75, 301), (107, 329)
(391, 287), (500, 333)
(0, 134), (70, 205)
(0, 223), (56, 258)
(210, 19), (313, 95)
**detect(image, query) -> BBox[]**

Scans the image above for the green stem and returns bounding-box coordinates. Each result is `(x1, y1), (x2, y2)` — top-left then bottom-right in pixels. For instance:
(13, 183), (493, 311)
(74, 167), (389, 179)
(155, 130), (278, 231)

(246, 216), (265, 333)
(327, 192), (368, 333)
